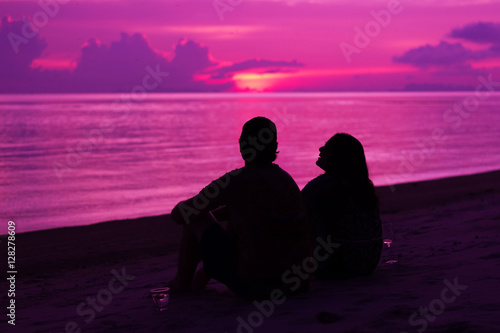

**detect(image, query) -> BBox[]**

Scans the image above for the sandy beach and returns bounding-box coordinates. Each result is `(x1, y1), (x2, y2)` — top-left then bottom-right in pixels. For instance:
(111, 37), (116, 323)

(4, 170), (500, 333)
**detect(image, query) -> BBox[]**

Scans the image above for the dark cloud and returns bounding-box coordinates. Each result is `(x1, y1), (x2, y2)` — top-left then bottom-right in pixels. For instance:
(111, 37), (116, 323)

(394, 21), (500, 69)
(0, 16), (46, 78)
(70, 33), (170, 92)
(393, 41), (480, 68)
(210, 59), (303, 79)
(449, 22), (500, 44)
(164, 39), (233, 92)
(1, 15), (307, 92)
(0, 17), (239, 92)
(170, 39), (216, 75)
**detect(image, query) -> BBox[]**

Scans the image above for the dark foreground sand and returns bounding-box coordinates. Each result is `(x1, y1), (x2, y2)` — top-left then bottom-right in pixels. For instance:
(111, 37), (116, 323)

(4, 170), (500, 333)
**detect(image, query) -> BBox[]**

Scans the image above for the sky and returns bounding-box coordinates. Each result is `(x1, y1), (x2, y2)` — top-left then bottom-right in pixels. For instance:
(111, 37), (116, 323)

(1, 0), (500, 92)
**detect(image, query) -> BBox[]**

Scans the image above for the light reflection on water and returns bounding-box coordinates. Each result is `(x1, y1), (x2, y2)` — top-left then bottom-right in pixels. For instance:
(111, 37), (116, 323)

(1, 92), (500, 232)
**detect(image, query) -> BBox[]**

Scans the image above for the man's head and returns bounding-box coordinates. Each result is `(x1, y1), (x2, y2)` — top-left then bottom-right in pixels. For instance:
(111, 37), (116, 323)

(239, 117), (278, 165)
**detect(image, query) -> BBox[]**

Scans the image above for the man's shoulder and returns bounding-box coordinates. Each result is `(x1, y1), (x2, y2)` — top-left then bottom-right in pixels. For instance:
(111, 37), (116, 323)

(270, 163), (294, 176)
(271, 163), (301, 186)
(237, 163), (300, 190)
(204, 167), (245, 191)
(239, 163), (289, 176)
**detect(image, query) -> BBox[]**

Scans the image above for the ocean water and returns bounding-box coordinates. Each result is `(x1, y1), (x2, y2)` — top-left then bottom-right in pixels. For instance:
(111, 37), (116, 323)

(1, 92), (500, 233)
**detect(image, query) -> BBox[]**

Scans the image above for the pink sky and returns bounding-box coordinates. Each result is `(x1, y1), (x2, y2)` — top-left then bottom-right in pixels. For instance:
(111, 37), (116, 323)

(1, 0), (500, 92)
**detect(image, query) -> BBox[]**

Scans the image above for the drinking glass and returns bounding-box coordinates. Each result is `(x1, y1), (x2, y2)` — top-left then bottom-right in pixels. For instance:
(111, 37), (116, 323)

(150, 287), (169, 311)
(382, 223), (398, 264)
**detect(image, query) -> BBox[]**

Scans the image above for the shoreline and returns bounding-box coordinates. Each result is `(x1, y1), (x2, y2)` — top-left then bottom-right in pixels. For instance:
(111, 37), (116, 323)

(14, 168), (500, 237)
(376, 168), (500, 212)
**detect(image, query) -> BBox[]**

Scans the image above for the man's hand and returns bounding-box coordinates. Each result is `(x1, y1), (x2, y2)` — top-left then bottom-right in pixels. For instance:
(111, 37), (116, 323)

(211, 205), (229, 222)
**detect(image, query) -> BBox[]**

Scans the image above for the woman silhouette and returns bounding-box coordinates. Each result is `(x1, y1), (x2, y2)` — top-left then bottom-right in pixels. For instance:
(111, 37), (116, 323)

(302, 133), (382, 279)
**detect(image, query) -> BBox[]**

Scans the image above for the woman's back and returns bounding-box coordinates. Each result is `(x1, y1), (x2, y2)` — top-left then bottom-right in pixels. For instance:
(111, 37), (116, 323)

(302, 174), (382, 277)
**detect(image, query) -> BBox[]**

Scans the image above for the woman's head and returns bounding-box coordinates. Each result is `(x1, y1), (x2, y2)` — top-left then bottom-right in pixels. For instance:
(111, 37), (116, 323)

(316, 133), (378, 208)
(316, 133), (369, 180)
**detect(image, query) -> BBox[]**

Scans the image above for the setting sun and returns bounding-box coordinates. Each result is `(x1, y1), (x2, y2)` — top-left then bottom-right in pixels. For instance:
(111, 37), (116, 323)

(233, 72), (279, 92)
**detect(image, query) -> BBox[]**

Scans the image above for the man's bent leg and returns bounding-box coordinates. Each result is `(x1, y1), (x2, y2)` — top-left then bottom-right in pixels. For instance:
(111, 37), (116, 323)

(172, 214), (214, 292)
(200, 224), (246, 295)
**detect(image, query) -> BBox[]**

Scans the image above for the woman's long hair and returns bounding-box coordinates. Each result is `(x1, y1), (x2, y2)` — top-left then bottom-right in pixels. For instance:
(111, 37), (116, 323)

(323, 133), (378, 208)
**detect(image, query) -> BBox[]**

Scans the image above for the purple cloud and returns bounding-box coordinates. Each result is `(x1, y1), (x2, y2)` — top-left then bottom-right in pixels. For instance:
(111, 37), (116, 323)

(0, 17), (237, 92)
(394, 21), (500, 69)
(164, 39), (233, 92)
(0, 16), (46, 77)
(0, 14), (303, 93)
(210, 59), (303, 79)
(393, 41), (480, 68)
(170, 39), (216, 75)
(449, 22), (500, 44)
(70, 33), (170, 92)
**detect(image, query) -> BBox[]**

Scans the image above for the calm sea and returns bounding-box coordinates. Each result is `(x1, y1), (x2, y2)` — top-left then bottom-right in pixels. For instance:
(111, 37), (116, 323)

(1, 92), (500, 233)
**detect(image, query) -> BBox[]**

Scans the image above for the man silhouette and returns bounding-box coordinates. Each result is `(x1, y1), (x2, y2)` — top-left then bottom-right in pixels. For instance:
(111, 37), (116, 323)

(171, 117), (310, 298)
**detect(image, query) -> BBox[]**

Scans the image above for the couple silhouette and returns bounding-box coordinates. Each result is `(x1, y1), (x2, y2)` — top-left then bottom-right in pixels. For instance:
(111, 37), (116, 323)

(170, 116), (382, 299)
